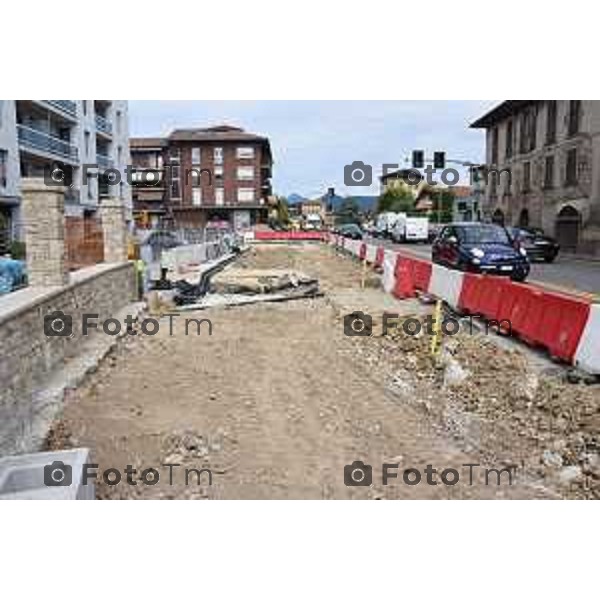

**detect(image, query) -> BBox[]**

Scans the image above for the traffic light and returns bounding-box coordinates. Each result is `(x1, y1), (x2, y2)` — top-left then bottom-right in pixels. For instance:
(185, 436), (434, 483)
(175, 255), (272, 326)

(412, 150), (424, 169)
(433, 151), (446, 170)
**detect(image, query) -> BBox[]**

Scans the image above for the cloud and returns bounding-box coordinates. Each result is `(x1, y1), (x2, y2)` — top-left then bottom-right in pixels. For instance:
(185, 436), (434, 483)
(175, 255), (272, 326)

(128, 100), (497, 198)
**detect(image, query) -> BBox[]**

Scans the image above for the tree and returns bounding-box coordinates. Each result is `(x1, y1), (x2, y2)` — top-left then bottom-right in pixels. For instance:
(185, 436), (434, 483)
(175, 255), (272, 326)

(430, 190), (455, 223)
(377, 186), (415, 214)
(337, 197), (360, 225)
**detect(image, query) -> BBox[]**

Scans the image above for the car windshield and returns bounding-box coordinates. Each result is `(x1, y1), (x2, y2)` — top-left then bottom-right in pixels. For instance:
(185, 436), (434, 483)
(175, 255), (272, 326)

(458, 225), (510, 244)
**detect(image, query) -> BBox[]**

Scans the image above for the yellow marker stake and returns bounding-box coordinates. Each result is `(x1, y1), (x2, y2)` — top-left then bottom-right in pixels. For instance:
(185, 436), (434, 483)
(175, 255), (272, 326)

(430, 299), (443, 358)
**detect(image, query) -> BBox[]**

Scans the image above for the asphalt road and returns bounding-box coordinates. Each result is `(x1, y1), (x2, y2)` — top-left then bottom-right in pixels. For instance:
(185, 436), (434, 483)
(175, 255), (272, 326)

(367, 236), (600, 296)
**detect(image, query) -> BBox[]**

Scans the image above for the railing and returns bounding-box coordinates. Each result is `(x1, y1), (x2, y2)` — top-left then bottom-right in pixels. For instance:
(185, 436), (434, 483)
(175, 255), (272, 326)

(96, 153), (113, 169)
(17, 124), (78, 162)
(95, 114), (113, 135)
(44, 100), (78, 118)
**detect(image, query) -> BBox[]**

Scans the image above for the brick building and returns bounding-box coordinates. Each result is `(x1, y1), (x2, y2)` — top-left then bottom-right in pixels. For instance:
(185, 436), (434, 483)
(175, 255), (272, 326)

(130, 125), (273, 230)
(471, 100), (600, 253)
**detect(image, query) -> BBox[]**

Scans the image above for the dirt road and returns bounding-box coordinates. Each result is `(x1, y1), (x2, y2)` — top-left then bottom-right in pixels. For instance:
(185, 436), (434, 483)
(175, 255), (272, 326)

(49, 243), (599, 499)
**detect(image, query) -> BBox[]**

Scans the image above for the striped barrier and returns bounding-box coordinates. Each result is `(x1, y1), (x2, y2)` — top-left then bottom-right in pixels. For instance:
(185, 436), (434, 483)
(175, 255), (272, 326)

(253, 231), (326, 241)
(329, 237), (599, 374)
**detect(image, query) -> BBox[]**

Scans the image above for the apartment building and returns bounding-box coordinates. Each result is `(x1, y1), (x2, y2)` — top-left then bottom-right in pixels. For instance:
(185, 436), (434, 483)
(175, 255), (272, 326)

(129, 137), (168, 229)
(471, 100), (600, 253)
(130, 125), (273, 230)
(0, 100), (131, 248)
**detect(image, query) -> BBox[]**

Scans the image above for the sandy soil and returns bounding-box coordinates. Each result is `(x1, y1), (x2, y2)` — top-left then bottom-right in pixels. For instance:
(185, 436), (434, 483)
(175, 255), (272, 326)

(47, 243), (599, 499)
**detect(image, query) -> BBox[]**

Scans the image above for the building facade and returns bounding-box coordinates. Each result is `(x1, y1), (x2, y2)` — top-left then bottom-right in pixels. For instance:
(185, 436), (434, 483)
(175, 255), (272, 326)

(0, 100), (131, 249)
(131, 125), (273, 231)
(471, 100), (600, 253)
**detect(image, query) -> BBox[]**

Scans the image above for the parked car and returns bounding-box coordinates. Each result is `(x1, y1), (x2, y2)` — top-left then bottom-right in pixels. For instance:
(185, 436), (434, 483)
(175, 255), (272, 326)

(507, 227), (560, 263)
(390, 215), (429, 243)
(432, 223), (530, 282)
(428, 222), (443, 243)
(338, 223), (364, 240)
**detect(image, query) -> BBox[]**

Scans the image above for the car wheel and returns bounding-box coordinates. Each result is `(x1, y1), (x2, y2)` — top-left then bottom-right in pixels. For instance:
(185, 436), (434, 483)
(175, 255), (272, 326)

(543, 254), (556, 263)
(511, 270), (528, 283)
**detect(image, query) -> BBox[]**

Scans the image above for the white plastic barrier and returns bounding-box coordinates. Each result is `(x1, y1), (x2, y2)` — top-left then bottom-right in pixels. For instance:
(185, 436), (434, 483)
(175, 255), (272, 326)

(428, 263), (465, 309)
(365, 244), (378, 264)
(345, 239), (362, 257)
(574, 304), (600, 374)
(382, 250), (398, 293)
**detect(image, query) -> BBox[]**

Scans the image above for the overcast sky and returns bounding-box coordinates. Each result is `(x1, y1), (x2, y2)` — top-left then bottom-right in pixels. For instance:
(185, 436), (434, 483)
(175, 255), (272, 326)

(129, 101), (497, 198)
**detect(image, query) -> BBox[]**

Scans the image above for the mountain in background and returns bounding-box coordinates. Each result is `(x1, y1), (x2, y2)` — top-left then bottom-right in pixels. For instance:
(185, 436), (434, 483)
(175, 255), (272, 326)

(286, 193), (307, 204)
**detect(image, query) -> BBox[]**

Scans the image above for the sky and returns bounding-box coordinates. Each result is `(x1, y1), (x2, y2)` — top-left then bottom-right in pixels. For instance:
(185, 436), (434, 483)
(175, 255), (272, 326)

(128, 101), (498, 199)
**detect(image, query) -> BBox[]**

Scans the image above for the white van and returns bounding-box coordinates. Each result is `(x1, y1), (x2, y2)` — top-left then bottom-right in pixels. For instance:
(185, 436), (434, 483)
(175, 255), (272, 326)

(390, 215), (429, 243)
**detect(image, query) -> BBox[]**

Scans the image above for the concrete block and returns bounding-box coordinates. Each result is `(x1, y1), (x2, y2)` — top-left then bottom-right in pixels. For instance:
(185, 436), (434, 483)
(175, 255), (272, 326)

(0, 448), (95, 500)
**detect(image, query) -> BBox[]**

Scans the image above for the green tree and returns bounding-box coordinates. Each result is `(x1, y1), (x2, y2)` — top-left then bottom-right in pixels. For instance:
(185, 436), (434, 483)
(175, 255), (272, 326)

(337, 197), (360, 225)
(430, 190), (455, 223)
(377, 186), (415, 214)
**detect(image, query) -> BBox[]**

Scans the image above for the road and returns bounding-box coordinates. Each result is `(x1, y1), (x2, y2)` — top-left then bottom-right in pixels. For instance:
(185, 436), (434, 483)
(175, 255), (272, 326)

(367, 236), (600, 296)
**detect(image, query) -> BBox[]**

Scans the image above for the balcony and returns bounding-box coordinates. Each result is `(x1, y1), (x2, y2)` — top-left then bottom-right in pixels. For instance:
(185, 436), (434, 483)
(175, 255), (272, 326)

(17, 124), (79, 163)
(96, 153), (114, 169)
(95, 114), (113, 136)
(42, 100), (78, 119)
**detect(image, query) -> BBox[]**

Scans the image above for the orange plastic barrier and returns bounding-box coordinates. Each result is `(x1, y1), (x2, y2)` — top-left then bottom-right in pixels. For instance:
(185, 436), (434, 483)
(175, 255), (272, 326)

(253, 231), (325, 241)
(393, 255), (415, 299)
(359, 243), (367, 261)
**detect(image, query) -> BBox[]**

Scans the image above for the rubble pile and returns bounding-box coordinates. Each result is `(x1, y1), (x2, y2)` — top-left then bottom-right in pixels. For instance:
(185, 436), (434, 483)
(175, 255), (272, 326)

(350, 315), (600, 498)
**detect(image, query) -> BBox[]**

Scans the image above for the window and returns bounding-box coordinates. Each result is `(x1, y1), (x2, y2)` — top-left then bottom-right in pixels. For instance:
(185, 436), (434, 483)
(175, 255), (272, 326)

(546, 101), (557, 145)
(83, 100), (87, 116)
(170, 148), (181, 163)
(215, 187), (224, 205)
(0, 149), (7, 189)
(192, 147), (201, 164)
(189, 168), (203, 187)
(236, 146), (255, 159)
(544, 155), (555, 189)
(214, 147), (223, 165)
(214, 165), (223, 179)
(566, 148), (578, 186)
(84, 131), (90, 156)
(192, 188), (202, 206)
(505, 120), (513, 160)
(171, 164), (181, 198)
(519, 107), (537, 154)
(568, 100), (581, 136)
(491, 127), (498, 164)
(238, 188), (255, 202)
(237, 166), (254, 180)
(522, 162), (531, 192)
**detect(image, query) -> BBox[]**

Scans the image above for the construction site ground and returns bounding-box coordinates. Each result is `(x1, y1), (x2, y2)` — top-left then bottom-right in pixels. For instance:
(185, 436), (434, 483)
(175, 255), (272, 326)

(47, 243), (600, 499)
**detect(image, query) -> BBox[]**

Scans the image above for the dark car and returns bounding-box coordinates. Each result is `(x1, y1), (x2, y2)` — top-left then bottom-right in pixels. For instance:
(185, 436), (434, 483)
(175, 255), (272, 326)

(432, 223), (530, 282)
(507, 227), (560, 263)
(338, 223), (363, 240)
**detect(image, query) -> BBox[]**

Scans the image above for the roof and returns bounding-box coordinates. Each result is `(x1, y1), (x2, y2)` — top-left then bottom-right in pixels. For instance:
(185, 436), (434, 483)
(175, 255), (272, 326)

(168, 125), (269, 144)
(470, 101), (536, 128)
(130, 137), (168, 149)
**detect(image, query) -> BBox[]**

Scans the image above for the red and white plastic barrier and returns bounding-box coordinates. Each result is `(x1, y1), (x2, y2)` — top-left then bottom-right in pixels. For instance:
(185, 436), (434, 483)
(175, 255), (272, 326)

(331, 237), (599, 375)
